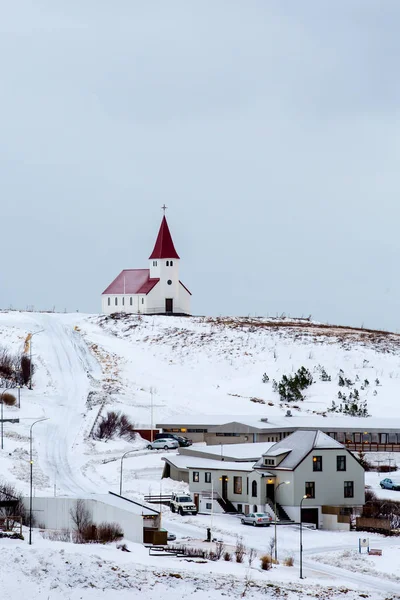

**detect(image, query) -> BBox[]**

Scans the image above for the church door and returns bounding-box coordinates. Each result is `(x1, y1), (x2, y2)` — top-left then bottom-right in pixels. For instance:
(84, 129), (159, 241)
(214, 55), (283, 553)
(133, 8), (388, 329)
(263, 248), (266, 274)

(165, 298), (173, 314)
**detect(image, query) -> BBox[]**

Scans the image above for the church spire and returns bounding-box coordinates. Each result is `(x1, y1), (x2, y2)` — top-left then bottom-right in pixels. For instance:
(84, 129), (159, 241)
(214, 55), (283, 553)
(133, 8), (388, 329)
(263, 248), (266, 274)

(149, 214), (180, 259)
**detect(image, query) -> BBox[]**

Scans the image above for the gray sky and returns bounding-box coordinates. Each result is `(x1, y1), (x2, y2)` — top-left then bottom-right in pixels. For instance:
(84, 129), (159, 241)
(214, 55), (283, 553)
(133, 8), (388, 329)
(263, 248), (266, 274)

(1, 1), (400, 331)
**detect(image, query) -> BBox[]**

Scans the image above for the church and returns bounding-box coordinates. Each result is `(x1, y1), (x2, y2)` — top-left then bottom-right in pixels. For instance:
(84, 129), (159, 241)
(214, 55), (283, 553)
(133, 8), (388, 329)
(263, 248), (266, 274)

(101, 212), (191, 316)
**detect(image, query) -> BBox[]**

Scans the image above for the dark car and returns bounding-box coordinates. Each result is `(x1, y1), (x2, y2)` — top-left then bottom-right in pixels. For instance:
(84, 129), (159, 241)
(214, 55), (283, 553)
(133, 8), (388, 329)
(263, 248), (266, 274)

(155, 433), (192, 447)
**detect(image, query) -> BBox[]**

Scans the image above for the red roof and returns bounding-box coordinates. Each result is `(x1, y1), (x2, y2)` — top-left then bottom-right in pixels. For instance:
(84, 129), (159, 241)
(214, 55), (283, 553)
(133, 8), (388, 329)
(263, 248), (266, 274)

(102, 270), (159, 295)
(149, 216), (180, 260)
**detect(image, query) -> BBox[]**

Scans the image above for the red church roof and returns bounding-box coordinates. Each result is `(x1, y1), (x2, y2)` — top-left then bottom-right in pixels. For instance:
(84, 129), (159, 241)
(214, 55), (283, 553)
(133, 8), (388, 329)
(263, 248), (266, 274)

(149, 216), (180, 260)
(102, 269), (159, 295)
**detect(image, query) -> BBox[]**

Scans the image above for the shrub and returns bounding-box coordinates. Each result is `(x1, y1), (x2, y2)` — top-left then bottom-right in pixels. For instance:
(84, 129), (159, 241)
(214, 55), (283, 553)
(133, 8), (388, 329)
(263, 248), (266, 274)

(97, 522), (124, 543)
(0, 481), (26, 522)
(235, 537), (246, 563)
(215, 540), (225, 560)
(283, 555), (294, 567)
(260, 554), (272, 570)
(274, 367), (313, 403)
(21, 355), (34, 385)
(1, 393), (16, 406)
(95, 411), (136, 441)
(223, 551), (231, 561)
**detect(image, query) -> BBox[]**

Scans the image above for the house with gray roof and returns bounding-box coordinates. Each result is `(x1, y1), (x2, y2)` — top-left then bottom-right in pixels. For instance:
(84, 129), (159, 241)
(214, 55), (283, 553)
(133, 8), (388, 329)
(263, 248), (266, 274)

(162, 429), (365, 529)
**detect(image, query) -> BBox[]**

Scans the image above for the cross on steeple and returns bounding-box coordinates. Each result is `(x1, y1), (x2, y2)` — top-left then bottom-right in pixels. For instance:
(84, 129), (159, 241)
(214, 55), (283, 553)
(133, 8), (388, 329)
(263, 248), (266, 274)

(161, 204), (168, 215)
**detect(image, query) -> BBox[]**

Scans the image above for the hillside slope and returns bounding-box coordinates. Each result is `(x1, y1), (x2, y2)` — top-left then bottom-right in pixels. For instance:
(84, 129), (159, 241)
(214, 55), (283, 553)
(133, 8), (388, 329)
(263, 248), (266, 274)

(0, 311), (399, 497)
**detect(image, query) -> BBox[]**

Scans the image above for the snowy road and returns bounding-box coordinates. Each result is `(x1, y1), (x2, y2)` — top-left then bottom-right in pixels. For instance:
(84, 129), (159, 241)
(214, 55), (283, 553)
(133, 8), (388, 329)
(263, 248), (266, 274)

(28, 314), (101, 495)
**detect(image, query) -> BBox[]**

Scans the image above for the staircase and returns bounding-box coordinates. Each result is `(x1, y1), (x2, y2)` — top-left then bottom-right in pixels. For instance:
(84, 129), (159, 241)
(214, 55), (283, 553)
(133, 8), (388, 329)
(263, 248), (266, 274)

(201, 490), (237, 514)
(216, 496), (237, 514)
(266, 498), (293, 522)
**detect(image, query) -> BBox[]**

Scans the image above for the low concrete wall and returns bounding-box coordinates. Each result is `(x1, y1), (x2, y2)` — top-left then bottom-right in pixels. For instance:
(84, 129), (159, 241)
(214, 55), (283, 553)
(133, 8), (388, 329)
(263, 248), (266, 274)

(23, 496), (146, 543)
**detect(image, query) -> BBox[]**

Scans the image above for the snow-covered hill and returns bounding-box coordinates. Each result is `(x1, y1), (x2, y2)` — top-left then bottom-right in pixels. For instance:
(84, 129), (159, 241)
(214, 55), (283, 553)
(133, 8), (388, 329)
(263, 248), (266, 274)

(1, 311), (400, 498)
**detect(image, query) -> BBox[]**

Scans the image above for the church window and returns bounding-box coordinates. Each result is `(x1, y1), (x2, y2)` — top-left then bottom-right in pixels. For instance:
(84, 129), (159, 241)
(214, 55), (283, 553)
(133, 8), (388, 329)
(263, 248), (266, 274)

(141, 298), (144, 304)
(166, 261), (169, 266)
(107, 298), (110, 306)
(115, 297), (118, 306)
(153, 261), (157, 267)
(130, 297), (133, 306)
(167, 280), (172, 285)
(122, 297), (125, 306)
(170, 260), (173, 266)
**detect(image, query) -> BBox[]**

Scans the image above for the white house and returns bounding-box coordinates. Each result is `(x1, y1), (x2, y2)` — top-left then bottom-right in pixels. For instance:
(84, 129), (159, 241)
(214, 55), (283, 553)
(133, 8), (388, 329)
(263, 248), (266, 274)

(101, 214), (191, 316)
(162, 430), (365, 530)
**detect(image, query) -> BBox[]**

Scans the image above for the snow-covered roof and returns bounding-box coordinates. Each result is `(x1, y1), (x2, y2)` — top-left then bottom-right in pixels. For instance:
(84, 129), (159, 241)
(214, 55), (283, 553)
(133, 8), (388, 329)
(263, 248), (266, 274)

(180, 441), (275, 461)
(158, 414), (400, 432)
(255, 430), (346, 471)
(163, 455), (256, 472)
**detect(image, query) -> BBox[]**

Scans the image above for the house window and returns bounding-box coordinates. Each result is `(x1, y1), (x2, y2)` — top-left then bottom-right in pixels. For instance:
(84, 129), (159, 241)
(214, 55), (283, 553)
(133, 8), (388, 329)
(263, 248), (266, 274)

(237, 503), (243, 513)
(206, 502), (212, 510)
(234, 476), (242, 494)
(305, 482), (315, 498)
(115, 297), (118, 306)
(313, 456), (322, 472)
(337, 456), (346, 471)
(380, 433), (388, 444)
(251, 480), (257, 497)
(193, 471), (199, 483)
(246, 478), (249, 495)
(205, 472), (211, 483)
(107, 298), (110, 306)
(264, 458), (275, 466)
(344, 481), (354, 498)
(130, 297), (133, 306)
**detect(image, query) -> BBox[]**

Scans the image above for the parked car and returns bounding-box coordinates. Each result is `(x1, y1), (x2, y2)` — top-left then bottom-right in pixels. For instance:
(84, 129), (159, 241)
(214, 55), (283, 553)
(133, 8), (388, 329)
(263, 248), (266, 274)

(380, 478), (400, 490)
(170, 492), (198, 515)
(155, 432), (192, 447)
(167, 532), (176, 541)
(147, 438), (179, 451)
(240, 513), (272, 527)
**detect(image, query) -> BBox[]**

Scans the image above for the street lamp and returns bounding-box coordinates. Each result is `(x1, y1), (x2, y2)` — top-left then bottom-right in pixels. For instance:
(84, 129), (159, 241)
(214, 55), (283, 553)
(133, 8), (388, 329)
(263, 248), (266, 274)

(28, 330), (44, 390)
(119, 449), (137, 496)
(299, 494), (310, 579)
(29, 418), (49, 545)
(273, 480), (290, 562)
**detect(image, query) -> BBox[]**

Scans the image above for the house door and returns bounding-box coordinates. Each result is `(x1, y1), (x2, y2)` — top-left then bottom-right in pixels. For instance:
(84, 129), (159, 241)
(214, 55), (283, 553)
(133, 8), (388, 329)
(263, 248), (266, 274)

(221, 475), (228, 500)
(267, 484), (275, 503)
(165, 298), (173, 314)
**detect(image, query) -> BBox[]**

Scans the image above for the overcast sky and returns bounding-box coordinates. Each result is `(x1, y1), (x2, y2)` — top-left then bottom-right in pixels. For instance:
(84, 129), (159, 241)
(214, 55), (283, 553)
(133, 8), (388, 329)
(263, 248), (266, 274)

(1, 1), (400, 330)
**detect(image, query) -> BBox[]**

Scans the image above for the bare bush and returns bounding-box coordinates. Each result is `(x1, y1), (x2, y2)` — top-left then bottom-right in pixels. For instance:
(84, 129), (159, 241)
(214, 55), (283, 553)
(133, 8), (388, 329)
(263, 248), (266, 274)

(283, 555), (294, 566)
(224, 551), (231, 561)
(95, 411), (136, 441)
(260, 554), (272, 570)
(2, 393), (16, 406)
(215, 540), (225, 560)
(70, 499), (91, 540)
(0, 481), (26, 522)
(21, 355), (34, 385)
(97, 522), (123, 543)
(42, 529), (71, 542)
(247, 547), (257, 567)
(235, 537), (246, 563)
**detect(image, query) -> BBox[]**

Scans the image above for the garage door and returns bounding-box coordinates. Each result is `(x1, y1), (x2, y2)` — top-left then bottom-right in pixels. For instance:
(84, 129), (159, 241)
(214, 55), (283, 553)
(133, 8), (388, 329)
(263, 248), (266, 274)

(301, 508), (319, 528)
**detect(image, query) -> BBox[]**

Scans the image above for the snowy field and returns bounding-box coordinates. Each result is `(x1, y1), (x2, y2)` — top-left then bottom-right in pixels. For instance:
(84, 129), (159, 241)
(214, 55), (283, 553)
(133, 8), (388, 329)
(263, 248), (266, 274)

(1, 311), (400, 598)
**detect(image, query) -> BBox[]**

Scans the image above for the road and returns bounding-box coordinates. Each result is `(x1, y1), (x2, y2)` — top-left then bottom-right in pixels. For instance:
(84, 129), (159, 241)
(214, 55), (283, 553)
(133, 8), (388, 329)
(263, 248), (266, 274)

(28, 314), (101, 495)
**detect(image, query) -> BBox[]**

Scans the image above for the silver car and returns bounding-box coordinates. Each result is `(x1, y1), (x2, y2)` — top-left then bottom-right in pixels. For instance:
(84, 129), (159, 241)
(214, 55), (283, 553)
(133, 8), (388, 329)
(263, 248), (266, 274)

(241, 512), (272, 527)
(147, 438), (179, 450)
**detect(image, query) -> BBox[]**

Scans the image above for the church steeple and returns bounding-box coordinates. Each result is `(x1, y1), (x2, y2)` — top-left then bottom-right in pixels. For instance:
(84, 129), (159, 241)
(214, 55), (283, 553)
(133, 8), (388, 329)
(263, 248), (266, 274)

(149, 214), (180, 260)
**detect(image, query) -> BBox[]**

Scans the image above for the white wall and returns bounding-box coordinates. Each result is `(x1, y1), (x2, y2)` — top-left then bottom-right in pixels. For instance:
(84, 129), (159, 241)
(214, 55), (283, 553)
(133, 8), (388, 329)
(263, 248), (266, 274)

(24, 497), (146, 543)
